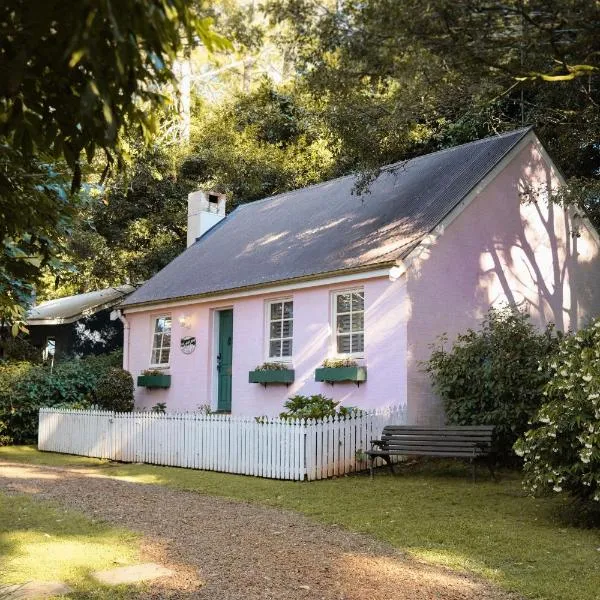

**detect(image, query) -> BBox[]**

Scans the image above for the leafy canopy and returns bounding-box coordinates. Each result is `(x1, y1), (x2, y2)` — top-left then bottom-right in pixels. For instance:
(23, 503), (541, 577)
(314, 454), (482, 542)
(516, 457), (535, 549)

(0, 1), (228, 326)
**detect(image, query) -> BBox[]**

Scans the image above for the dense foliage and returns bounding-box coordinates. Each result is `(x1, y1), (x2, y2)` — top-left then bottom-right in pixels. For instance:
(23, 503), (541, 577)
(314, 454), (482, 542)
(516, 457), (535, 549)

(0, 0), (226, 323)
(280, 394), (359, 420)
(41, 81), (334, 296)
(268, 0), (600, 202)
(93, 367), (134, 413)
(515, 320), (600, 504)
(0, 351), (126, 444)
(423, 308), (560, 461)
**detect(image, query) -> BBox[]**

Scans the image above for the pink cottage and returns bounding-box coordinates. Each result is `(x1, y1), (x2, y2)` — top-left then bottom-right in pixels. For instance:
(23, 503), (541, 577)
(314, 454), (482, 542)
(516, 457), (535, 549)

(120, 128), (600, 424)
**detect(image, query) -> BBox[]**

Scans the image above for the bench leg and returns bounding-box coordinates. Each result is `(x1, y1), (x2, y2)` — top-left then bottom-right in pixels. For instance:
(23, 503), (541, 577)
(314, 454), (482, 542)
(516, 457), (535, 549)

(382, 454), (394, 475)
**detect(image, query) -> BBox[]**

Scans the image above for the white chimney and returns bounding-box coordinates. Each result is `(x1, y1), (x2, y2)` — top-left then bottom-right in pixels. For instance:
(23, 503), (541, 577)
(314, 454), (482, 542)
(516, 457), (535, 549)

(187, 190), (226, 247)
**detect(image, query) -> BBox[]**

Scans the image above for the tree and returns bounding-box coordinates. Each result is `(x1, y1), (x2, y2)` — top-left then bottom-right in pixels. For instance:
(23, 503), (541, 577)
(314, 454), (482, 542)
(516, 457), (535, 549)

(40, 80), (334, 297)
(0, 0), (228, 326)
(266, 0), (600, 219)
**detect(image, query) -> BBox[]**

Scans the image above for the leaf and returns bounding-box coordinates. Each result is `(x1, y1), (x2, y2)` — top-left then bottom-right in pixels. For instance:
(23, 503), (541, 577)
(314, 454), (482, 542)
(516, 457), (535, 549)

(68, 49), (86, 68)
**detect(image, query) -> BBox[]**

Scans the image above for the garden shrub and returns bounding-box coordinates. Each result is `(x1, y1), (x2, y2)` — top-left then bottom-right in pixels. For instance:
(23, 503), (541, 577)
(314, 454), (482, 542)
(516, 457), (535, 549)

(92, 367), (134, 412)
(280, 394), (360, 419)
(515, 319), (600, 505)
(0, 336), (42, 362)
(423, 307), (560, 462)
(0, 350), (128, 445)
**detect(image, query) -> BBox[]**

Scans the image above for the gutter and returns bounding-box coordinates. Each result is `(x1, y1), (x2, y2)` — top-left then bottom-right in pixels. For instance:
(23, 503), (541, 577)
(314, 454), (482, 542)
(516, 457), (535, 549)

(113, 309), (130, 371)
(120, 261), (402, 313)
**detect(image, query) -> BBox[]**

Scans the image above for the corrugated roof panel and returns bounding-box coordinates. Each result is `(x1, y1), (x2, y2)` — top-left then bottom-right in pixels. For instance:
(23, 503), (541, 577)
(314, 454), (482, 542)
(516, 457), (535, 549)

(27, 285), (136, 324)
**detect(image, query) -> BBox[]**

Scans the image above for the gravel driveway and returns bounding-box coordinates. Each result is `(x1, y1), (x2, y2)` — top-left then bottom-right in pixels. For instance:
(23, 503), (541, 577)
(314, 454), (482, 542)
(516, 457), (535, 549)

(0, 461), (517, 600)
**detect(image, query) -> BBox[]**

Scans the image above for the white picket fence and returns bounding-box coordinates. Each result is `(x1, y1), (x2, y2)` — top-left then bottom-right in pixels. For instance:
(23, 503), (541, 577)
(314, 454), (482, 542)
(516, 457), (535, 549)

(38, 406), (406, 481)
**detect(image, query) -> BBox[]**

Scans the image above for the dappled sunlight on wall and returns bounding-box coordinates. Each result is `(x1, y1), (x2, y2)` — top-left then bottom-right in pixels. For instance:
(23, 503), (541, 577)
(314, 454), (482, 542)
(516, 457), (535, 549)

(406, 140), (600, 424)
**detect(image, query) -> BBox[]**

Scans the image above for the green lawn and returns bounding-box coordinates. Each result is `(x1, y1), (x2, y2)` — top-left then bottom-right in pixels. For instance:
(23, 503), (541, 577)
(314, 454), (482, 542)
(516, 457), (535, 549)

(0, 491), (142, 598)
(2, 446), (599, 600)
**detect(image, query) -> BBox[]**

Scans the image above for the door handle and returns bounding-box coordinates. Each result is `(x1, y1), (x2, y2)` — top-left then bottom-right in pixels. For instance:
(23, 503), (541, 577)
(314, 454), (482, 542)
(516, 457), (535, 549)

(216, 353), (222, 372)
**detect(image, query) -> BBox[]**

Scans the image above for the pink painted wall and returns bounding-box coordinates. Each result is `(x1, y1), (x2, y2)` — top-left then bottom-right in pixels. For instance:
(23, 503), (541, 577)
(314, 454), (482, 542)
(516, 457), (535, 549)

(125, 276), (408, 415)
(406, 139), (600, 424)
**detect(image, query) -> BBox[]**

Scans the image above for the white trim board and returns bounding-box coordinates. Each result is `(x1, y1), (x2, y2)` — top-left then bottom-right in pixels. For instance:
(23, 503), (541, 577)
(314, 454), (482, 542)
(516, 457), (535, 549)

(122, 267), (395, 314)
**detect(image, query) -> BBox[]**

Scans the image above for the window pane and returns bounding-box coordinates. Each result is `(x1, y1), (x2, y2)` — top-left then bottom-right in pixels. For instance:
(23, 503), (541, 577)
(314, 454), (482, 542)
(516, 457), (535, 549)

(336, 293), (351, 313)
(162, 333), (171, 349)
(270, 321), (282, 339)
(163, 317), (172, 332)
(352, 292), (364, 311)
(337, 334), (351, 354)
(336, 314), (351, 334)
(352, 312), (364, 332)
(351, 334), (364, 353)
(281, 339), (293, 357)
(283, 301), (293, 318)
(282, 319), (293, 338)
(269, 340), (282, 357)
(153, 333), (162, 349)
(270, 302), (283, 320)
(160, 348), (170, 364)
(151, 349), (161, 364)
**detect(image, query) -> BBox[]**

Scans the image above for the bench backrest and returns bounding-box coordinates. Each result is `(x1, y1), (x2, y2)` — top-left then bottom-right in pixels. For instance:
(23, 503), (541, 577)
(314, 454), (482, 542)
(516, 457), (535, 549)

(380, 425), (494, 456)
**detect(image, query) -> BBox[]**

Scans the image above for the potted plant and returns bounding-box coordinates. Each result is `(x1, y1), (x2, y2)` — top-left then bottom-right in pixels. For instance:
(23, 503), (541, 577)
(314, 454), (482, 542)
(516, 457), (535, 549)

(137, 369), (171, 389)
(249, 362), (295, 386)
(315, 358), (367, 386)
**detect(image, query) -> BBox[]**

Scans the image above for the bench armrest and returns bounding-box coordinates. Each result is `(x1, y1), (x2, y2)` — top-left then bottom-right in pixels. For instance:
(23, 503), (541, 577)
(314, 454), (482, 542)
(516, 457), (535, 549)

(370, 439), (387, 449)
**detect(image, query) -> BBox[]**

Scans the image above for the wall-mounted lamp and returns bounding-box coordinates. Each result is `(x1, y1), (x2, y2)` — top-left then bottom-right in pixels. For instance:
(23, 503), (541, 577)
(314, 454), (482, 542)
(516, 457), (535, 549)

(178, 314), (191, 329)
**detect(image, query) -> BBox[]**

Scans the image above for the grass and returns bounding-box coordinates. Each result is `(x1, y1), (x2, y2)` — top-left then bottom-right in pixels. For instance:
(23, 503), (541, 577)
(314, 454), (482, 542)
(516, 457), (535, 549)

(2, 447), (600, 600)
(0, 490), (142, 598)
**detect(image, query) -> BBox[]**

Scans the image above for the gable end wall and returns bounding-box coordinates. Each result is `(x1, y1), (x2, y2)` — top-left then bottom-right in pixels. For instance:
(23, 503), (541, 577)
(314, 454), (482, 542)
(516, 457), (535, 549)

(406, 139), (600, 424)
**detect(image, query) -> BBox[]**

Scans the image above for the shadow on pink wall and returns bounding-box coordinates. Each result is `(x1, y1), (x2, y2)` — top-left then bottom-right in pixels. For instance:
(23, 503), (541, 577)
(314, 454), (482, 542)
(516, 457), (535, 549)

(406, 143), (600, 424)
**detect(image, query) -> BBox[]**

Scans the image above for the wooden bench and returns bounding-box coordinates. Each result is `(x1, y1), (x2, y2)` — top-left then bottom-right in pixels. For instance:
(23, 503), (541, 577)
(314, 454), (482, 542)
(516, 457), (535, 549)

(366, 425), (495, 480)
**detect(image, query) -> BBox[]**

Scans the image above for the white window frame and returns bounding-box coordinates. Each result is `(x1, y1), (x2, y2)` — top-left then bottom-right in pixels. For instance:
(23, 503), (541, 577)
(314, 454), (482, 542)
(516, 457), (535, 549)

(265, 298), (294, 362)
(331, 288), (365, 358)
(150, 314), (172, 368)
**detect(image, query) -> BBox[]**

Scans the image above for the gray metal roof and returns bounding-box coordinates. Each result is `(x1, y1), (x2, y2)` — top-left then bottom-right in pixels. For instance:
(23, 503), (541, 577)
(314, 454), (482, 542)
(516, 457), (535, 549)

(123, 128), (531, 308)
(28, 285), (136, 324)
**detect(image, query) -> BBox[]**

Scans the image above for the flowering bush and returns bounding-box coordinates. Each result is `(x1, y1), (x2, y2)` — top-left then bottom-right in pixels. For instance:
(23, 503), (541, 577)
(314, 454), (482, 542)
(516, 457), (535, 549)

(515, 320), (600, 503)
(423, 307), (560, 462)
(322, 357), (357, 368)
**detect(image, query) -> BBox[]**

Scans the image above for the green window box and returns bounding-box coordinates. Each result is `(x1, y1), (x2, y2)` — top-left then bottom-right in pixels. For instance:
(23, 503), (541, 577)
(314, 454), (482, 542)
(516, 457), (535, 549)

(137, 374), (171, 388)
(314, 366), (367, 385)
(248, 369), (295, 386)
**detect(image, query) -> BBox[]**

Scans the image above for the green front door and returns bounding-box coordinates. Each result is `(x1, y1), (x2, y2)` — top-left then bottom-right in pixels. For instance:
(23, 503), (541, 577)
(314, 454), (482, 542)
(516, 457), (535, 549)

(217, 309), (233, 412)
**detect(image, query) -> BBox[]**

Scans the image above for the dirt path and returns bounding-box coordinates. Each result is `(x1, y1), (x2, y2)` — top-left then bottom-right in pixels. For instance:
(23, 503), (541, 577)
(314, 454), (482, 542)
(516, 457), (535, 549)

(0, 461), (517, 600)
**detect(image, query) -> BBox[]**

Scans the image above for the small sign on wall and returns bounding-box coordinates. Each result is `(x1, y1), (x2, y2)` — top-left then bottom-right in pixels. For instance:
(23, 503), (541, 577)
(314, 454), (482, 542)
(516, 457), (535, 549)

(180, 336), (196, 354)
